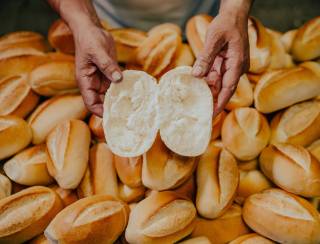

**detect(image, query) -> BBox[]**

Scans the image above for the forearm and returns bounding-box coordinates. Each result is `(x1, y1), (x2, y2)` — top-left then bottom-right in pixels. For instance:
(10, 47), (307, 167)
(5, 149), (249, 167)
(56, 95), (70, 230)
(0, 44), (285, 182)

(219, 0), (252, 20)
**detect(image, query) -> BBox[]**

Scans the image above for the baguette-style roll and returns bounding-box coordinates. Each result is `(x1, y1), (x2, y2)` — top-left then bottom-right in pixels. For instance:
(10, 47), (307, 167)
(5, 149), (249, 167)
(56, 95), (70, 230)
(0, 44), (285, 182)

(46, 120), (91, 189)
(103, 70), (159, 157)
(178, 236), (211, 244)
(49, 185), (78, 207)
(211, 110), (227, 141)
(28, 94), (88, 144)
(0, 74), (39, 118)
(308, 139), (320, 161)
(186, 14), (213, 57)
(48, 19), (74, 54)
(142, 135), (196, 191)
(280, 29), (297, 53)
(254, 62), (320, 113)
(196, 142), (239, 218)
(115, 155), (142, 188)
(119, 183), (145, 203)
(29, 234), (49, 244)
(292, 16), (320, 61)
(45, 195), (130, 244)
(238, 158), (259, 171)
(191, 204), (250, 243)
(229, 233), (274, 244)
(159, 66), (213, 156)
(0, 115), (32, 160)
(259, 143), (320, 197)
(171, 44), (195, 67)
(125, 191), (196, 244)
(221, 108), (270, 160)
(88, 114), (105, 141)
(77, 143), (118, 198)
(243, 188), (320, 243)
(3, 144), (53, 186)
(0, 173), (11, 200)
(0, 186), (63, 243)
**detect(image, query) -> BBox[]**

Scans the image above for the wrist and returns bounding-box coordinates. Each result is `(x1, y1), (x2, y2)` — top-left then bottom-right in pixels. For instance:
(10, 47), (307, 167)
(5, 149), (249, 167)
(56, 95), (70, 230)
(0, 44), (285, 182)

(219, 0), (252, 21)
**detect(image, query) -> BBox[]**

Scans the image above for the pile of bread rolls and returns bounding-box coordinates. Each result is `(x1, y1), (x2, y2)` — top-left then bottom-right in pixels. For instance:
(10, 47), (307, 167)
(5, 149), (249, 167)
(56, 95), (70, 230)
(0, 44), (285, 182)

(0, 14), (319, 244)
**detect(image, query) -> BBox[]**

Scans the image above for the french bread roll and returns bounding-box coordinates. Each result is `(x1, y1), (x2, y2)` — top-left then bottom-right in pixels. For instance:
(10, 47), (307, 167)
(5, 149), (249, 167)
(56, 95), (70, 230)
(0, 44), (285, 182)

(125, 191), (196, 244)
(103, 70), (159, 157)
(178, 236), (211, 244)
(0, 173), (11, 200)
(310, 197), (320, 212)
(254, 62), (320, 113)
(159, 66), (213, 156)
(186, 14), (213, 57)
(119, 183), (145, 203)
(270, 101), (320, 146)
(115, 155), (142, 188)
(308, 139), (320, 161)
(211, 110), (227, 141)
(171, 44), (195, 67)
(45, 195), (129, 244)
(243, 188), (320, 243)
(148, 23), (182, 36)
(191, 204), (250, 244)
(229, 233), (274, 244)
(0, 74), (39, 118)
(29, 234), (49, 244)
(49, 185), (78, 207)
(28, 94), (88, 144)
(46, 119), (91, 189)
(77, 143), (118, 198)
(143, 135), (196, 190)
(3, 144), (54, 186)
(280, 29), (297, 53)
(221, 107), (270, 160)
(259, 143), (320, 197)
(196, 141), (239, 218)
(0, 115), (32, 160)
(88, 114), (105, 141)
(247, 72), (263, 84)
(238, 158), (259, 171)
(292, 16), (320, 61)
(0, 186), (63, 243)
(48, 19), (74, 54)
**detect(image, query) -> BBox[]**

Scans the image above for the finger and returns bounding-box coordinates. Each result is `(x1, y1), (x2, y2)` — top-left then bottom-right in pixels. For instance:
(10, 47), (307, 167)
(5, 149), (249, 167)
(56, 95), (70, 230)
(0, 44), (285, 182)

(93, 51), (122, 83)
(206, 55), (224, 97)
(83, 88), (104, 117)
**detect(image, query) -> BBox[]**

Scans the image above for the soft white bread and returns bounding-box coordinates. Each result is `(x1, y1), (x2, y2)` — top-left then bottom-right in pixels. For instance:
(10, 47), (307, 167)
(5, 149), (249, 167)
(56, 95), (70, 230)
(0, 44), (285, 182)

(28, 94), (88, 144)
(88, 114), (105, 141)
(119, 183), (145, 203)
(178, 236), (211, 244)
(48, 19), (74, 54)
(0, 173), (11, 200)
(103, 70), (159, 157)
(211, 110), (227, 141)
(0, 115), (32, 160)
(191, 204), (250, 243)
(159, 66), (213, 156)
(259, 143), (320, 197)
(46, 119), (91, 189)
(229, 233), (275, 244)
(0, 74), (39, 118)
(221, 107), (270, 161)
(4, 144), (54, 186)
(270, 100), (320, 146)
(196, 141), (239, 218)
(308, 139), (320, 161)
(49, 185), (78, 207)
(280, 29), (297, 53)
(114, 155), (142, 188)
(243, 188), (320, 243)
(45, 195), (130, 244)
(125, 191), (197, 244)
(0, 186), (63, 243)
(254, 62), (320, 113)
(143, 135), (196, 190)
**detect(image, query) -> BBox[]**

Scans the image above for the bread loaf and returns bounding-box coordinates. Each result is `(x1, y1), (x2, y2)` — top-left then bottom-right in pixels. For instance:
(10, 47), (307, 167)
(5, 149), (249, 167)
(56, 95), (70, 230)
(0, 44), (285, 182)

(49, 185), (78, 207)
(211, 110), (227, 141)
(221, 107), (270, 160)
(280, 29), (297, 53)
(46, 119), (90, 189)
(3, 144), (54, 186)
(229, 233), (274, 244)
(178, 236), (211, 244)
(48, 19), (74, 54)
(119, 183), (145, 203)
(0, 173), (11, 200)
(308, 139), (320, 161)
(88, 114), (105, 141)
(115, 155), (142, 188)
(243, 188), (320, 243)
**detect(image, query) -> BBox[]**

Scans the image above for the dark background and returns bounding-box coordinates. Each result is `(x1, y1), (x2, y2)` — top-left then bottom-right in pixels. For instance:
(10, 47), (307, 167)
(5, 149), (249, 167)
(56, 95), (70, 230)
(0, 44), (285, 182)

(0, 0), (319, 36)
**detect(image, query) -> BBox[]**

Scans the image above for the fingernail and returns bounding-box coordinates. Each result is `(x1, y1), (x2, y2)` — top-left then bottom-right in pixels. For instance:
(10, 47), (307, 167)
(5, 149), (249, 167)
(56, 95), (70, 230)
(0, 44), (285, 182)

(111, 71), (122, 82)
(192, 66), (203, 76)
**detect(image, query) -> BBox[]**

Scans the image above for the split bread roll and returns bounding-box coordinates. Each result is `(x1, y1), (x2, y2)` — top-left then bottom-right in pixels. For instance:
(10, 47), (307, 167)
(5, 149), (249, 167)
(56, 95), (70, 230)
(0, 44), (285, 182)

(48, 19), (74, 54)
(0, 173), (11, 200)
(259, 143), (320, 197)
(229, 233), (274, 244)
(88, 114), (105, 141)
(0, 74), (39, 118)
(4, 144), (54, 186)
(28, 94), (88, 144)
(0, 115), (32, 160)
(308, 139), (320, 161)
(243, 188), (320, 243)
(196, 142), (239, 218)
(270, 101), (320, 146)
(221, 107), (270, 161)
(45, 195), (129, 244)
(254, 62), (320, 113)
(178, 236), (211, 244)
(0, 186), (63, 243)
(115, 155), (142, 188)
(292, 16), (320, 61)
(46, 119), (91, 189)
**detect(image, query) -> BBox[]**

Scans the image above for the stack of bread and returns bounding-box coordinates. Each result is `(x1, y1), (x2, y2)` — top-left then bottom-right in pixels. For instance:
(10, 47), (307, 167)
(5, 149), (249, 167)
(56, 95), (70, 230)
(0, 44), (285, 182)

(0, 14), (319, 244)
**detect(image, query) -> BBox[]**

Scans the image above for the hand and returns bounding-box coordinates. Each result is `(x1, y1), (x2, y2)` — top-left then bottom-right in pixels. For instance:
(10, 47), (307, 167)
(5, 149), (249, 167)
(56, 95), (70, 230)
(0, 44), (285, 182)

(192, 13), (249, 117)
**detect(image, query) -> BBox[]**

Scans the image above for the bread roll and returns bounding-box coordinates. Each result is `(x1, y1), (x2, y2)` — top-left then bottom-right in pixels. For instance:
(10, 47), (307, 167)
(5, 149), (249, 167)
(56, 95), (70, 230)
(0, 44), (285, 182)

(29, 234), (49, 244)
(173, 175), (196, 200)
(0, 115), (32, 160)
(308, 139), (320, 161)
(125, 191), (196, 244)
(77, 143), (118, 198)
(88, 114), (105, 141)
(0, 74), (39, 118)
(247, 72), (263, 84)
(186, 14), (213, 56)
(254, 62), (320, 113)
(49, 185), (78, 207)
(0, 186), (63, 243)
(0, 173), (11, 200)
(310, 197), (320, 212)
(221, 107), (270, 160)
(243, 188), (320, 243)
(178, 236), (211, 244)
(119, 183), (145, 203)
(270, 101), (320, 146)
(48, 19), (74, 54)
(45, 195), (129, 244)
(211, 110), (227, 141)
(229, 233), (274, 244)
(260, 143), (320, 197)
(280, 29), (297, 53)
(292, 16), (320, 61)
(191, 204), (250, 244)
(115, 155), (142, 188)
(46, 119), (90, 189)
(171, 44), (195, 67)
(3, 144), (53, 186)
(238, 158), (259, 171)
(148, 23), (182, 36)
(103, 70), (159, 157)
(28, 94), (88, 144)
(196, 142), (239, 218)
